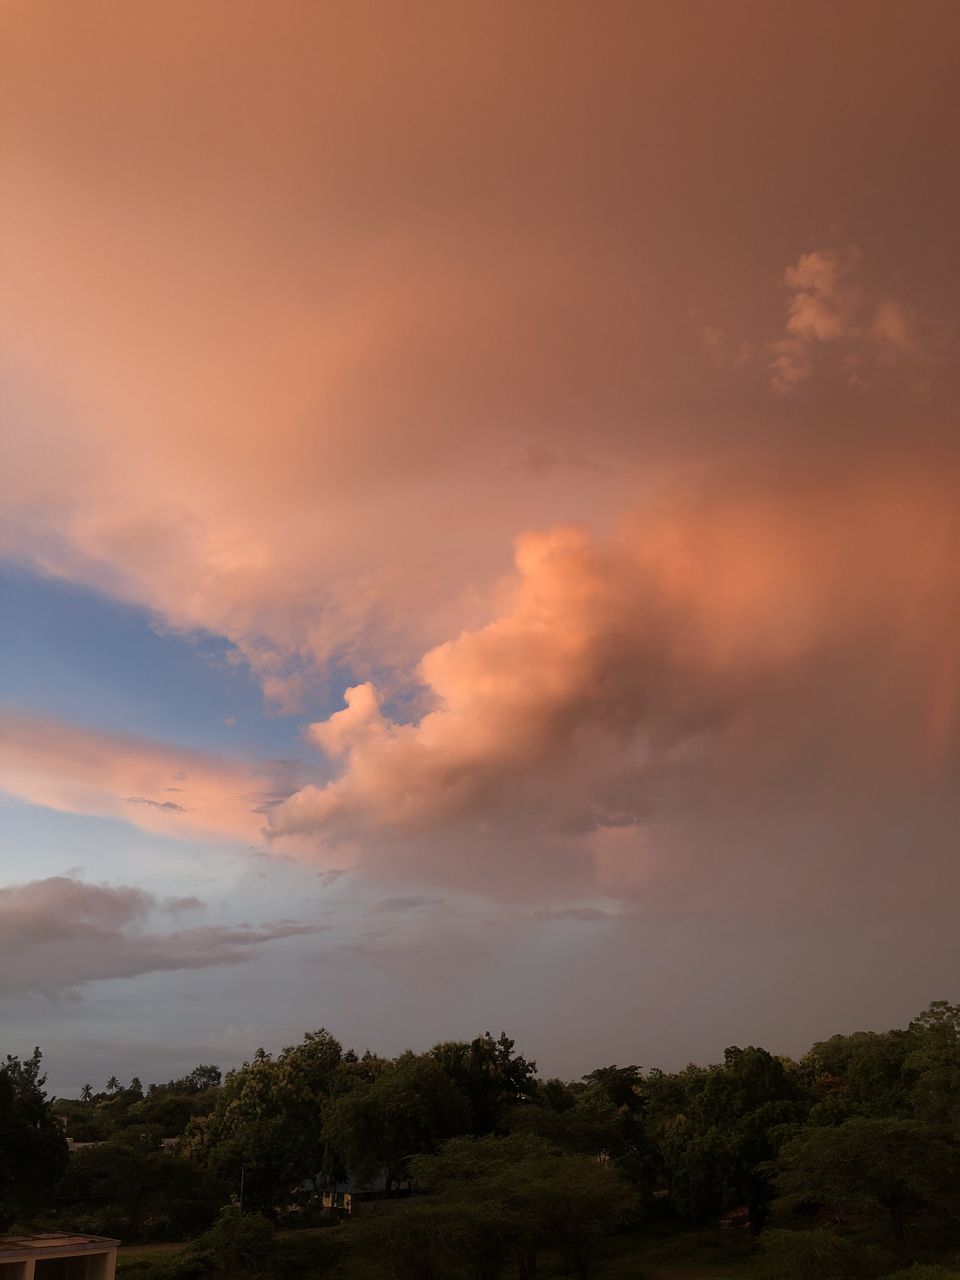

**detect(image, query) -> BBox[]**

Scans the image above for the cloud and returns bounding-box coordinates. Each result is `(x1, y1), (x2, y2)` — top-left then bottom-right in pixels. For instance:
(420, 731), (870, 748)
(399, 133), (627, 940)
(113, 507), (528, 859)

(0, 875), (323, 997)
(271, 458), (960, 896)
(371, 896), (444, 914)
(126, 796), (187, 814)
(770, 247), (938, 392)
(0, 711), (283, 842)
(533, 906), (619, 922)
(2, 8), (957, 713)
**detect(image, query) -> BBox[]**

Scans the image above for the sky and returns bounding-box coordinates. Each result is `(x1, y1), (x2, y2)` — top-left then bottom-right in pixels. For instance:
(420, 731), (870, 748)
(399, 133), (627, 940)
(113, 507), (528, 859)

(1, 0), (959, 1094)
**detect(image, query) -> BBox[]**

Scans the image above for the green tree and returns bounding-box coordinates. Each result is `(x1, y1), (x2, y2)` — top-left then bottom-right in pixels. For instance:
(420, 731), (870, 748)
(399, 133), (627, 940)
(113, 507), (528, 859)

(409, 1132), (638, 1280)
(906, 1002), (960, 1135)
(752, 1228), (890, 1280)
(803, 1029), (914, 1124)
(57, 1138), (212, 1239)
(187, 1205), (276, 1279)
(185, 1030), (342, 1212)
(80, 1083), (94, 1104)
(321, 1052), (469, 1189)
(774, 1118), (960, 1244)
(659, 1046), (801, 1229)
(0, 1047), (69, 1228)
(430, 1032), (537, 1134)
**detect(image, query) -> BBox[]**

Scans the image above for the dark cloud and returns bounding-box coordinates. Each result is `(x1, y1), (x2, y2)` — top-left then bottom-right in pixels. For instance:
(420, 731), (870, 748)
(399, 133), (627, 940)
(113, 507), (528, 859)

(125, 796), (187, 813)
(371, 896), (444, 914)
(0, 876), (323, 998)
(534, 907), (619, 923)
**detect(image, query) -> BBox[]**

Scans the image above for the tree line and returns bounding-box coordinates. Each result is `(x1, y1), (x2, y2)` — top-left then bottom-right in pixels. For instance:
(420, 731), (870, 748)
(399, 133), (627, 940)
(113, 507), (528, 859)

(2, 1002), (959, 1279)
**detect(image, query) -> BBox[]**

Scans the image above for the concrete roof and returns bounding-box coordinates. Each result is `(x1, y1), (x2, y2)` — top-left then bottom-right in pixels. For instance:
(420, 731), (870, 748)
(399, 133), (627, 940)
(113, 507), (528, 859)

(0, 1232), (120, 1259)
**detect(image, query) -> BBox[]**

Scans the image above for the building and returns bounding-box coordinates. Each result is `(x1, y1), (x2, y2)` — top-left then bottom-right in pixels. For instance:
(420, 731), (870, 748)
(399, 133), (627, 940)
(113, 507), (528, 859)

(0, 1232), (119, 1279)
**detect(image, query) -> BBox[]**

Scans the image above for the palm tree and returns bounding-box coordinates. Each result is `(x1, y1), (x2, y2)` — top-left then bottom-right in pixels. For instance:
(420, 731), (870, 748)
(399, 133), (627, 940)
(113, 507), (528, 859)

(106, 1075), (120, 1093)
(80, 1083), (93, 1103)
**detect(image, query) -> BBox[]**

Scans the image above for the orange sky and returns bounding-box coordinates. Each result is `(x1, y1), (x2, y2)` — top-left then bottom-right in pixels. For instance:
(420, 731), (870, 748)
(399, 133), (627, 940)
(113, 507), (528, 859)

(1, 1), (959, 1080)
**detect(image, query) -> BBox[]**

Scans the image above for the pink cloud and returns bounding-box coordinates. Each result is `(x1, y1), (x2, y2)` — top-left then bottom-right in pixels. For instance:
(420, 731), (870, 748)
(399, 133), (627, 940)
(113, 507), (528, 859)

(0, 712), (278, 842)
(770, 247), (938, 393)
(3, 9), (955, 713)
(271, 460), (960, 900)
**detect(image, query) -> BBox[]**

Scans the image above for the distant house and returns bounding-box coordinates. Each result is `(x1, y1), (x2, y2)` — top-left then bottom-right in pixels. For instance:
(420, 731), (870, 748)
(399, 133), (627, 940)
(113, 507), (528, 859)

(0, 1231), (119, 1279)
(302, 1170), (411, 1217)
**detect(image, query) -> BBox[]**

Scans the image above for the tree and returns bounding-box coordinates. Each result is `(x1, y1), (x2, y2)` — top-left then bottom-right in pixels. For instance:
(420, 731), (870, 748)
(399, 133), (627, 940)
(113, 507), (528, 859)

(321, 1052), (470, 1189)
(107, 1075), (121, 1093)
(0, 1047), (69, 1228)
(803, 1029), (914, 1124)
(752, 1228), (890, 1280)
(430, 1032), (537, 1134)
(658, 1046), (802, 1230)
(80, 1083), (94, 1104)
(906, 1001), (960, 1135)
(185, 1205), (276, 1279)
(774, 1118), (960, 1244)
(408, 1133), (638, 1280)
(57, 1134), (218, 1241)
(581, 1065), (644, 1115)
(184, 1030), (343, 1212)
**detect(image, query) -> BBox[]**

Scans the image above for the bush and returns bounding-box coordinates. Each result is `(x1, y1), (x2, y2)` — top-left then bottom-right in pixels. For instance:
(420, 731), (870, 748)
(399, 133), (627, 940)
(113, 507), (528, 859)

(274, 1230), (345, 1280)
(188, 1206), (276, 1279)
(753, 1228), (890, 1279)
(883, 1269), (960, 1279)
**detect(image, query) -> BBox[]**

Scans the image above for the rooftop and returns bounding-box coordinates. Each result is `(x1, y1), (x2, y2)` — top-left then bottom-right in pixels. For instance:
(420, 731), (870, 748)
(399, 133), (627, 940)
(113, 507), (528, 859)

(0, 1232), (120, 1257)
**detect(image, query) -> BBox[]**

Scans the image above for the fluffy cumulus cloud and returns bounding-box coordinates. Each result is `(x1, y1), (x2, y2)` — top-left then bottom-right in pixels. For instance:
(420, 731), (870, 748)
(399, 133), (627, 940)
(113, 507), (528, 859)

(0, 875), (322, 997)
(271, 458), (960, 896)
(0, 712), (286, 842)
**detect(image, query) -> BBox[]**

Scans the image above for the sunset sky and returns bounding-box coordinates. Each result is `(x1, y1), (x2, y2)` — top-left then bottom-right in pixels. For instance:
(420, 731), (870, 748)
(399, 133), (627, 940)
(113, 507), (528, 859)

(2, 1), (958, 1092)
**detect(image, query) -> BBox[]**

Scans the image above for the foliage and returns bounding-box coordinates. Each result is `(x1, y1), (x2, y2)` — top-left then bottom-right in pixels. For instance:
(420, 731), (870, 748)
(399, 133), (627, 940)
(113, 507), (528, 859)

(18, 999), (960, 1279)
(658, 1045), (802, 1229)
(0, 1046), (69, 1227)
(55, 1063), (224, 1145)
(885, 1270), (960, 1279)
(906, 1003), (960, 1135)
(184, 1030), (343, 1212)
(402, 1132), (639, 1279)
(57, 1138), (217, 1239)
(752, 1228), (891, 1279)
(429, 1032), (538, 1134)
(774, 1118), (960, 1244)
(186, 1206), (277, 1278)
(321, 1051), (470, 1188)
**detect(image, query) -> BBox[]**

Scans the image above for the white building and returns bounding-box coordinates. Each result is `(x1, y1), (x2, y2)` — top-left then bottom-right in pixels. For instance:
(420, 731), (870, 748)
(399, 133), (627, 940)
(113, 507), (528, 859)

(0, 1232), (119, 1279)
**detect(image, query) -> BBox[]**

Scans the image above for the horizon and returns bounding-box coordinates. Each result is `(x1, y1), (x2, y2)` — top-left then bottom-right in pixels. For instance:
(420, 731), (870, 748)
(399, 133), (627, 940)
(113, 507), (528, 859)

(37, 997), (953, 1102)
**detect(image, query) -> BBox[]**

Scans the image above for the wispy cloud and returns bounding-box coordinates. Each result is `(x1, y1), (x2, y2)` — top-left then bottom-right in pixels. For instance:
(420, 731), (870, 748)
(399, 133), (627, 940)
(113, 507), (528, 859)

(0, 875), (324, 998)
(0, 711), (287, 842)
(533, 906), (619, 923)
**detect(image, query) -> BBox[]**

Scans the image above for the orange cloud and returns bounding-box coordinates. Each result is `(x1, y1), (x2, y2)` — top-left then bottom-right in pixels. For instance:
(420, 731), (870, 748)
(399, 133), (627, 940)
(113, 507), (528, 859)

(3, 7), (957, 715)
(770, 247), (938, 393)
(272, 462), (960, 864)
(0, 712), (277, 843)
